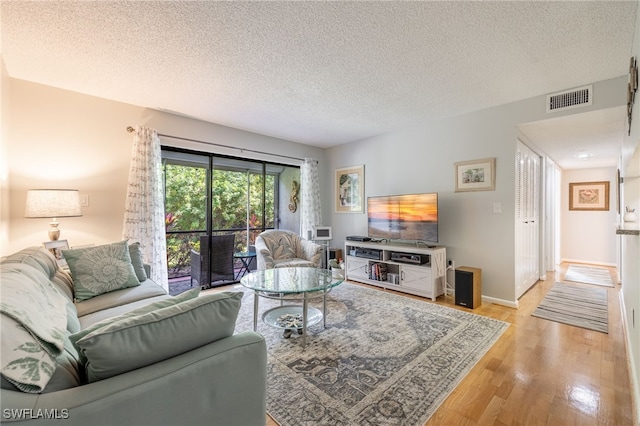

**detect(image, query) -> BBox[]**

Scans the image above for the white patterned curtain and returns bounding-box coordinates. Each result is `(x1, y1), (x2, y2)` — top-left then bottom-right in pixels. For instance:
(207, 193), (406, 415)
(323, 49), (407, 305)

(122, 126), (168, 291)
(300, 158), (322, 240)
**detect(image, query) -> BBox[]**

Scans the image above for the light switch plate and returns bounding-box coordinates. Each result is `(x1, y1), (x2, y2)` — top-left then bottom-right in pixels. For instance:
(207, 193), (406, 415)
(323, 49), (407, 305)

(80, 194), (89, 207)
(493, 202), (502, 214)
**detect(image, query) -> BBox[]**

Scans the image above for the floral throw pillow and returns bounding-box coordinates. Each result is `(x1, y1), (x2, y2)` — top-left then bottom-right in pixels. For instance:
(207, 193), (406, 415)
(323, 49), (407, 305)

(62, 241), (140, 301)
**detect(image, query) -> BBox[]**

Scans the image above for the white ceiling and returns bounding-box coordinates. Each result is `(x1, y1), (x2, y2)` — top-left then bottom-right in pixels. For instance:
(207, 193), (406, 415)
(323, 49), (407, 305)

(1, 1), (637, 168)
(518, 105), (627, 170)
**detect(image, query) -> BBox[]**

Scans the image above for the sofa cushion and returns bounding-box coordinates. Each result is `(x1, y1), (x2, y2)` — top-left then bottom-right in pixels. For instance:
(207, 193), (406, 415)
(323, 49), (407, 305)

(64, 299), (82, 334)
(75, 279), (168, 317)
(71, 287), (200, 345)
(62, 240), (140, 301)
(78, 295), (171, 329)
(51, 269), (74, 301)
(1, 247), (59, 279)
(75, 291), (242, 382)
(42, 336), (83, 393)
(128, 242), (148, 282)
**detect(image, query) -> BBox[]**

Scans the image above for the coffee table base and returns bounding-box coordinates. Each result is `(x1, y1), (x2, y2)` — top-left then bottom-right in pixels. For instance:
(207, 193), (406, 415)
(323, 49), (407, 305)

(252, 291), (329, 348)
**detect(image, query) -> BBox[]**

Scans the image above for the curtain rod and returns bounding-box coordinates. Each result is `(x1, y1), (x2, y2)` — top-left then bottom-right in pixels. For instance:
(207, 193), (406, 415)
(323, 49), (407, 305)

(126, 126), (304, 162)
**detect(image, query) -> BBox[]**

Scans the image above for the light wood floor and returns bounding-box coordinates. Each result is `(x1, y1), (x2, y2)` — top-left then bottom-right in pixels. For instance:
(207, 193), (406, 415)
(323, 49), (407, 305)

(251, 263), (635, 426)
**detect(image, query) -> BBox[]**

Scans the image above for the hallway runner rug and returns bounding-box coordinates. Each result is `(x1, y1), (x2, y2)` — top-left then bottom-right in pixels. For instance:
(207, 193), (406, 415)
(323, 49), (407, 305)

(234, 282), (509, 426)
(532, 283), (608, 333)
(564, 264), (614, 287)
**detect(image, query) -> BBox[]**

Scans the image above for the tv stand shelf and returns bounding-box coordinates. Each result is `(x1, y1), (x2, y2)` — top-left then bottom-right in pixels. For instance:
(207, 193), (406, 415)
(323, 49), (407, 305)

(344, 241), (446, 301)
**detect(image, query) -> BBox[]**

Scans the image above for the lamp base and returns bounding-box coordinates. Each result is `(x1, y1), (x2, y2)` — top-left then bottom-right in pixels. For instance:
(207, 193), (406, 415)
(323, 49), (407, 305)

(49, 221), (60, 241)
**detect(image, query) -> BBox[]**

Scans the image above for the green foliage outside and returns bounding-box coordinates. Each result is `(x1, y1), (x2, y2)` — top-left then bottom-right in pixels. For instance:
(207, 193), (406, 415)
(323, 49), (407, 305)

(163, 163), (276, 277)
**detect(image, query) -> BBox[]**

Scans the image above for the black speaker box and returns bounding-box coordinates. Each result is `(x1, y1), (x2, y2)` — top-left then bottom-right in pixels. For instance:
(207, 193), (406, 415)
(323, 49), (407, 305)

(455, 267), (482, 309)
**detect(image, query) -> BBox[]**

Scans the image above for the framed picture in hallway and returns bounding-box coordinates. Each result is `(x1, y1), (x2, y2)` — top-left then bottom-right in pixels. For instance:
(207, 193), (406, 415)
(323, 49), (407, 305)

(569, 181), (610, 211)
(335, 165), (364, 213)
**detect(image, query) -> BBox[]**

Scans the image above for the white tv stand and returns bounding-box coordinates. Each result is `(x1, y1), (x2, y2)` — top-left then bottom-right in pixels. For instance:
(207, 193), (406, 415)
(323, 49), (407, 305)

(344, 241), (446, 301)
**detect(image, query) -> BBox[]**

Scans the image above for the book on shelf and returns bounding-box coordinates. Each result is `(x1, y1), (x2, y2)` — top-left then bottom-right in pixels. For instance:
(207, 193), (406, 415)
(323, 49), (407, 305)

(369, 262), (388, 281)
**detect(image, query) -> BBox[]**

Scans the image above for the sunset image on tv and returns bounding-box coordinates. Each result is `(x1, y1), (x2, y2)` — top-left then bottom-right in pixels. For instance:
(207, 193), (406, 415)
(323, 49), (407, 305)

(367, 193), (438, 242)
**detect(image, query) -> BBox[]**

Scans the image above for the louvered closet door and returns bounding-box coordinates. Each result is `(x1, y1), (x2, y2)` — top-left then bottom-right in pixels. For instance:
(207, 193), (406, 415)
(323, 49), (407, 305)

(515, 140), (540, 299)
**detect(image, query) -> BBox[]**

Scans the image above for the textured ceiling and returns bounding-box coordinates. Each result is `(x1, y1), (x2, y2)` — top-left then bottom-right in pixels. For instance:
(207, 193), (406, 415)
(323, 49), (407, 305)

(1, 1), (637, 165)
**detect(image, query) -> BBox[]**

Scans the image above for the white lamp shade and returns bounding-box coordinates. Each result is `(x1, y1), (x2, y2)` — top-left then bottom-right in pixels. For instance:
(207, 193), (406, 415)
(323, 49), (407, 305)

(25, 189), (83, 218)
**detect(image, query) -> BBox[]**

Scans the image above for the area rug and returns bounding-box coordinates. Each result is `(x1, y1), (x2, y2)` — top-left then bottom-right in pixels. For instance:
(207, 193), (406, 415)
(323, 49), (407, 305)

(564, 264), (614, 287)
(234, 283), (509, 426)
(532, 283), (608, 333)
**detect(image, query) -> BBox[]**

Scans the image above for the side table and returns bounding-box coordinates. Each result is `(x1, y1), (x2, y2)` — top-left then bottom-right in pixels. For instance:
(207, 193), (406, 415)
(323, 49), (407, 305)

(234, 251), (257, 279)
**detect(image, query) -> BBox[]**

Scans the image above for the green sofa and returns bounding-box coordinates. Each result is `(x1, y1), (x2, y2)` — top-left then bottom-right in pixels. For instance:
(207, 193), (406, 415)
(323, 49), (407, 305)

(1, 246), (267, 425)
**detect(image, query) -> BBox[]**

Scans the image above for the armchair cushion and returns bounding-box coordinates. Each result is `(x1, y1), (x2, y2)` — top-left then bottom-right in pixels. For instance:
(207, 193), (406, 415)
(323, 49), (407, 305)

(255, 229), (323, 270)
(75, 291), (242, 382)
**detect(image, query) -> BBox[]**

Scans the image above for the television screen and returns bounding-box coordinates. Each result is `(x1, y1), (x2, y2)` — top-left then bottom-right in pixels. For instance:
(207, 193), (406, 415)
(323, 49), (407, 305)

(367, 193), (438, 242)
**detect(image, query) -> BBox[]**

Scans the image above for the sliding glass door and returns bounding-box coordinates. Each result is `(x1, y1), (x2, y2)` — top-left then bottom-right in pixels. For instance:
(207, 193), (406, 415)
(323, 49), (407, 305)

(162, 147), (300, 285)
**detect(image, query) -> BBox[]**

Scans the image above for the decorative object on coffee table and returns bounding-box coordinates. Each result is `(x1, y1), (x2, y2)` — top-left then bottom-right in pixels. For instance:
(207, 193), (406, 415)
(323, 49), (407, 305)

(240, 267), (343, 347)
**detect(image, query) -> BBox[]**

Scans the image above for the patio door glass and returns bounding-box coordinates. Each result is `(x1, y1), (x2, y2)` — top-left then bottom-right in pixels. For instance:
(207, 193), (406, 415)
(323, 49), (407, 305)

(162, 148), (299, 285)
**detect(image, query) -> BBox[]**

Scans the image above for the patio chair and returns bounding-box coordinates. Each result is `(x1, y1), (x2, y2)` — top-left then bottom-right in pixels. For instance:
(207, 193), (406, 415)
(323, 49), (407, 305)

(190, 234), (236, 287)
(255, 229), (323, 270)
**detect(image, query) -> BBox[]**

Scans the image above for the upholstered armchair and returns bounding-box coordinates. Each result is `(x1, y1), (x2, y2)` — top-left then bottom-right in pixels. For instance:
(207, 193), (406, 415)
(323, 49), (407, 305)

(190, 234), (236, 287)
(255, 229), (323, 270)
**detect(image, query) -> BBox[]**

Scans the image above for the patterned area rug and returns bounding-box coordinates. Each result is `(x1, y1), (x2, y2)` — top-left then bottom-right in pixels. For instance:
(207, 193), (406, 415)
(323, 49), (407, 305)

(234, 283), (509, 425)
(564, 264), (614, 287)
(532, 283), (608, 333)
(168, 278), (193, 296)
(168, 277), (238, 296)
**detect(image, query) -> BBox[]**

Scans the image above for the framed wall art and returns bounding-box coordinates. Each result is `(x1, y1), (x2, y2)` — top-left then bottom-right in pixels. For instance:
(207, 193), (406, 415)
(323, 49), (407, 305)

(43, 239), (70, 267)
(569, 181), (610, 211)
(335, 165), (364, 213)
(454, 158), (496, 192)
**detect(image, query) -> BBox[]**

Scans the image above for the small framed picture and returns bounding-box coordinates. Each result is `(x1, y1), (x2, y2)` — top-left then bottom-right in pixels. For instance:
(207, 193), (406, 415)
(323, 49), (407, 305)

(454, 158), (496, 192)
(43, 239), (70, 268)
(335, 165), (364, 213)
(569, 181), (610, 211)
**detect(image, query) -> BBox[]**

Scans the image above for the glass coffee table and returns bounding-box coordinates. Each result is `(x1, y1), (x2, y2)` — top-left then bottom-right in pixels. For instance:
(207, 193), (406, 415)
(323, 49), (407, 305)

(240, 267), (344, 347)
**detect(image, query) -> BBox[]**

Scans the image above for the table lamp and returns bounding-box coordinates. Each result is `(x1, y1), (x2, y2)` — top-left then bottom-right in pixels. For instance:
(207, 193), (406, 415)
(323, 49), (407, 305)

(25, 189), (82, 241)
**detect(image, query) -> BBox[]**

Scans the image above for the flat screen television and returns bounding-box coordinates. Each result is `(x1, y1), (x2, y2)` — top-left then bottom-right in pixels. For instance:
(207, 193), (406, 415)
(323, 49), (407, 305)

(367, 193), (438, 243)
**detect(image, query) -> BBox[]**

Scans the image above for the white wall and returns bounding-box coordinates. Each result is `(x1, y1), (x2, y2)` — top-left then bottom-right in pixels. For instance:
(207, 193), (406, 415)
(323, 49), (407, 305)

(4, 78), (324, 255)
(620, 1), (640, 416)
(326, 76), (627, 306)
(560, 167), (618, 265)
(1, 58), (10, 253)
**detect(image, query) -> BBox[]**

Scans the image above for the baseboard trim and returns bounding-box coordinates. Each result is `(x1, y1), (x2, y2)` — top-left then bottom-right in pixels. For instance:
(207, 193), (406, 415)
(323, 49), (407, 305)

(482, 295), (518, 309)
(561, 258), (617, 268)
(619, 289), (640, 425)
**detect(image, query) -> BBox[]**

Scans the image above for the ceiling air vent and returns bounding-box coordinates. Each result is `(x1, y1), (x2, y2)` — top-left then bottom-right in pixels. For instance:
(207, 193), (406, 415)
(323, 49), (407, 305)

(546, 85), (592, 113)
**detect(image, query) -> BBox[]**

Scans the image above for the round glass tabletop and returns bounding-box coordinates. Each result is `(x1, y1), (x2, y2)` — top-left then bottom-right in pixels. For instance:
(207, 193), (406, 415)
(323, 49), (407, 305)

(240, 267), (343, 294)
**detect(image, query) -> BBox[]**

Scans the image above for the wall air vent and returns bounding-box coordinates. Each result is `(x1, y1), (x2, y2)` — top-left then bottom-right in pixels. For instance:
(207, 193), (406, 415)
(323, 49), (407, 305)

(546, 85), (592, 113)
